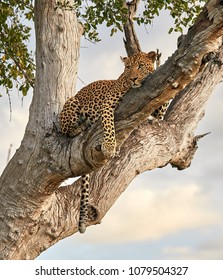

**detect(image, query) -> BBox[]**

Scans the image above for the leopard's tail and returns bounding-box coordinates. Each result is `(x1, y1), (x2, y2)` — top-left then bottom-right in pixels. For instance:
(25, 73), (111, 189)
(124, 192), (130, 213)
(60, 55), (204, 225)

(78, 174), (90, 233)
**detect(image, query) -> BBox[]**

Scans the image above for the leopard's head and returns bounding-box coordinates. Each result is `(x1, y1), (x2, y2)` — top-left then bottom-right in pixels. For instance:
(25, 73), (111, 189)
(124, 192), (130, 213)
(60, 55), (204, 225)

(121, 51), (157, 88)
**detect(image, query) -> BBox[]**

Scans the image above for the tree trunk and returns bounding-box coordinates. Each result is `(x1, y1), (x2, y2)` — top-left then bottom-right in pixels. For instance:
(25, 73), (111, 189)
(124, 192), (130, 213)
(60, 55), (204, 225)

(0, 0), (223, 259)
(0, 0), (82, 259)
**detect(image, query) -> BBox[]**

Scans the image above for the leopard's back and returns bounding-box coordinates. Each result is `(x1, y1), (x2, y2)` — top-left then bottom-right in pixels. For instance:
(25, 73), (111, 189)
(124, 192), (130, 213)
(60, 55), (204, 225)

(59, 79), (115, 136)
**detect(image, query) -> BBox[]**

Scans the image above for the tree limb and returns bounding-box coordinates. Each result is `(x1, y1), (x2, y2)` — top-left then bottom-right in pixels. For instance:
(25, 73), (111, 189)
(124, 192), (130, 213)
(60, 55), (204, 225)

(51, 44), (223, 238)
(123, 0), (141, 55)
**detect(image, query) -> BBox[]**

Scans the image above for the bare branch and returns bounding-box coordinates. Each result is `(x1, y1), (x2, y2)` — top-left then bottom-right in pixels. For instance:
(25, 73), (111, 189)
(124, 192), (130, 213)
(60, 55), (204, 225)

(54, 45), (223, 235)
(123, 0), (141, 55)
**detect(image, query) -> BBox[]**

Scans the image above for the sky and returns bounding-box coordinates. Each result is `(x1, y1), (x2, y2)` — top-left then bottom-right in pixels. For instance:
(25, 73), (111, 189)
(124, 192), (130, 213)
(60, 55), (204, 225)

(0, 8), (223, 260)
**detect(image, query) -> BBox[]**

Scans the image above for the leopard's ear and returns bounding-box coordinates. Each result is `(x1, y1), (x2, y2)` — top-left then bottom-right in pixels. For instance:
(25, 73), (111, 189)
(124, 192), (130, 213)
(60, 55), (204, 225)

(120, 56), (129, 66)
(147, 51), (157, 63)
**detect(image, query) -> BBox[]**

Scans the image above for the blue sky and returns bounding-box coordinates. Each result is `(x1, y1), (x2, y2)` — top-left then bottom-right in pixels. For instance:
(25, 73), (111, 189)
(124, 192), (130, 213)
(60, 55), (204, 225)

(0, 8), (223, 260)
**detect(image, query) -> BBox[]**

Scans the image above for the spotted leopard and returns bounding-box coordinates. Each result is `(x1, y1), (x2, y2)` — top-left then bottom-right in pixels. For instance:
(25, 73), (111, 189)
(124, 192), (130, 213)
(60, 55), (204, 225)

(59, 51), (157, 233)
(151, 101), (171, 120)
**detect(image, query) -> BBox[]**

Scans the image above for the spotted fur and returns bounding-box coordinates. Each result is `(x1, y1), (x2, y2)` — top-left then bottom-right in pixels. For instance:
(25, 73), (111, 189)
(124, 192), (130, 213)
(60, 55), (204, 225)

(151, 102), (170, 120)
(59, 51), (157, 233)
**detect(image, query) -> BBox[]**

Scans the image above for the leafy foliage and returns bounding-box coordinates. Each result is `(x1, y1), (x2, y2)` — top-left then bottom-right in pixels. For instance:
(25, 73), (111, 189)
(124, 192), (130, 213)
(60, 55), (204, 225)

(71, 0), (207, 41)
(138, 0), (207, 34)
(1, 0), (207, 96)
(0, 0), (35, 97)
(55, 0), (128, 42)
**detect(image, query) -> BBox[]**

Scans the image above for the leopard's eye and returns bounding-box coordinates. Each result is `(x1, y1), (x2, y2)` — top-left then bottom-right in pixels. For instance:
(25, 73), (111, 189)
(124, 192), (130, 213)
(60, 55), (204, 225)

(138, 63), (144, 69)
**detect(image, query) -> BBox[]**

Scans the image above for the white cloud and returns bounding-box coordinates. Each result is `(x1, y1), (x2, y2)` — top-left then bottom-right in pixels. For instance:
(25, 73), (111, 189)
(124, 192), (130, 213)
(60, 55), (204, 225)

(162, 236), (223, 260)
(78, 48), (124, 88)
(85, 184), (222, 243)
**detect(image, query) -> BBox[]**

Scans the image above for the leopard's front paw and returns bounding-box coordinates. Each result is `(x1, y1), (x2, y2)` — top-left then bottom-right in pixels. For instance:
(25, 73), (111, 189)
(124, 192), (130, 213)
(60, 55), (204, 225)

(101, 141), (116, 158)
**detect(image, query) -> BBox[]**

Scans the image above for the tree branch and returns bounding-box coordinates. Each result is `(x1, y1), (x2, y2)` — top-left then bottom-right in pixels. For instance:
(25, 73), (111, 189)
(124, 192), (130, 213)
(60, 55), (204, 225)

(42, 46), (223, 245)
(123, 0), (141, 55)
(63, 0), (223, 176)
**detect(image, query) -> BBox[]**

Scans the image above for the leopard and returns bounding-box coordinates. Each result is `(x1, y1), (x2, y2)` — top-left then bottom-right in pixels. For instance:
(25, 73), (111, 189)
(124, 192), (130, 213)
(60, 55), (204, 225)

(59, 51), (158, 233)
(151, 101), (171, 120)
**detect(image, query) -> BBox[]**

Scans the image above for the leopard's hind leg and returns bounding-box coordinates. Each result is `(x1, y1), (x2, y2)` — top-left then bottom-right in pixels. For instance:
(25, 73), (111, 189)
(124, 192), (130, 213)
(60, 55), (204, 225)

(79, 174), (90, 233)
(151, 101), (170, 120)
(59, 97), (83, 137)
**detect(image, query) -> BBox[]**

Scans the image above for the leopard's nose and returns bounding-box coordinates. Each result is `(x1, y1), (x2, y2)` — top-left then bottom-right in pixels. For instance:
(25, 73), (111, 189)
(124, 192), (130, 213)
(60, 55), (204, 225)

(130, 77), (138, 83)
(130, 77), (142, 88)
(130, 77), (139, 86)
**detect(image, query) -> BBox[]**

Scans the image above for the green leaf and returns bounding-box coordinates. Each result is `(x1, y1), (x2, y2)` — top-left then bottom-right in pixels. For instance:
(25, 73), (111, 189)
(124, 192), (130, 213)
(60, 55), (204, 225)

(0, 0), (34, 96)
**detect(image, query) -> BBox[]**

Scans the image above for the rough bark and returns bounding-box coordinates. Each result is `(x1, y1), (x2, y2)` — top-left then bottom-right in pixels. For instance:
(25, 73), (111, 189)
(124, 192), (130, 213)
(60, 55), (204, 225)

(123, 0), (141, 56)
(0, 0), (223, 259)
(0, 0), (82, 259)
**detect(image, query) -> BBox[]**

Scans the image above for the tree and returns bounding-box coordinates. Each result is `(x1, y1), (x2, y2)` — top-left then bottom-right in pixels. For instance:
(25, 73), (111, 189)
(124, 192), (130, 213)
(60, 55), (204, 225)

(0, 0), (222, 260)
